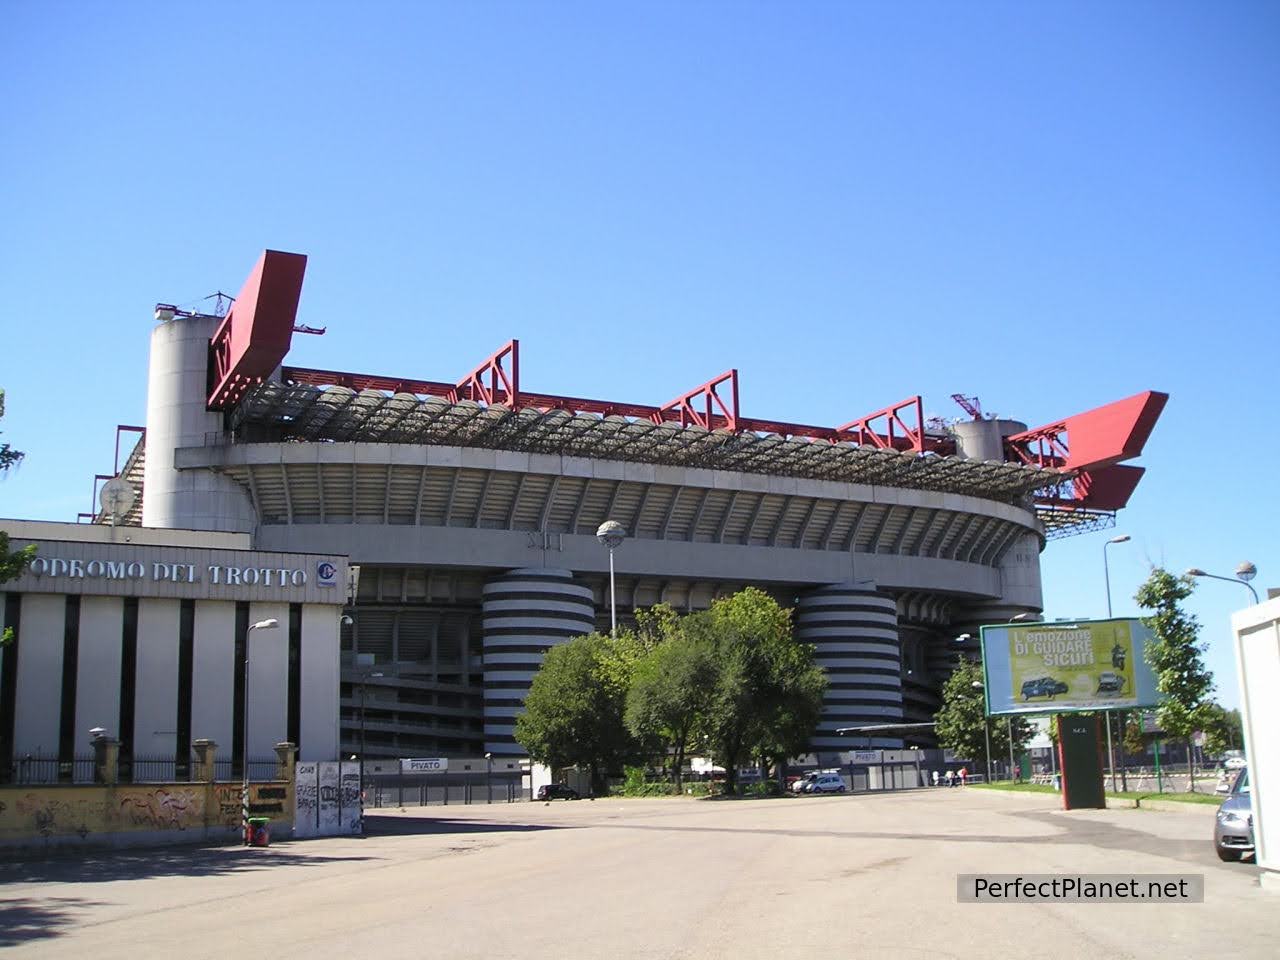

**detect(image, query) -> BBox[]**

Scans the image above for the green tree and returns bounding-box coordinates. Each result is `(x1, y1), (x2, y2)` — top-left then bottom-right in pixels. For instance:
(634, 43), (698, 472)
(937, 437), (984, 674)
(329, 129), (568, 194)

(1202, 705), (1243, 758)
(1123, 713), (1153, 758)
(698, 588), (826, 795)
(625, 618), (715, 790)
(1, 388), (36, 646)
(1135, 568), (1216, 791)
(515, 633), (636, 794)
(934, 660), (1034, 777)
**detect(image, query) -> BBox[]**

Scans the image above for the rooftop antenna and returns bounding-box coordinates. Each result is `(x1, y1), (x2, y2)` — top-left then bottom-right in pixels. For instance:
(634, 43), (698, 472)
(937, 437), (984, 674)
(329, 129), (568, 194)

(98, 476), (137, 528)
(202, 291), (236, 318)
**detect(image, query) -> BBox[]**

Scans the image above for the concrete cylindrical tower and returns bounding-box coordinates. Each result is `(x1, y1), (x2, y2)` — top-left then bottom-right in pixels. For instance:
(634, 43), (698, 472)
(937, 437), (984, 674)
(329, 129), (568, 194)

(482, 568), (596, 756)
(141, 314), (256, 532)
(952, 418), (1028, 462)
(796, 584), (903, 751)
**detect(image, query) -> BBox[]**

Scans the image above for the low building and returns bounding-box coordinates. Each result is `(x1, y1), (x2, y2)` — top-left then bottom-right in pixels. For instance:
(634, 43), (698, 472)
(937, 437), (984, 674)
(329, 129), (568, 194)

(0, 520), (347, 782)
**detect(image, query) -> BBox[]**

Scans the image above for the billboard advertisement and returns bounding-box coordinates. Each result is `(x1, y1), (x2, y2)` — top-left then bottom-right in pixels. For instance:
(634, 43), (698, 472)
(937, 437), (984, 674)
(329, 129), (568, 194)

(979, 618), (1160, 716)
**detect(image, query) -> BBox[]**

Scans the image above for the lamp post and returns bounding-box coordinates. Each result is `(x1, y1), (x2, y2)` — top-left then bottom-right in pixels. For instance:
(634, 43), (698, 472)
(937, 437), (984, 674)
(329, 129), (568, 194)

(1102, 535), (1130, 792)
(1103, 535), (1130, 619)
(1186, 564), (1260, 604)
(485, 751), (493, 804)
(359, 671), (384, 761)
(242, 617), (279, 844)
(596, 521), (627, 637)
(970, 680), (993, 783)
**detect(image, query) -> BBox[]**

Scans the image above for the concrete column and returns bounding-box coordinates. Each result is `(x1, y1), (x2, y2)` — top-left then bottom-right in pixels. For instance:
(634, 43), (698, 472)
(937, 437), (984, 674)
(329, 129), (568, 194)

(92, 736), (119, 785)
(142, 312), (256, 531)
(795, 583), (903, 752)
(274, 741), (297, 783)
(481, 568), (596, 756)
(192, 739), (218, 782)
(952, 419), (1027, 461)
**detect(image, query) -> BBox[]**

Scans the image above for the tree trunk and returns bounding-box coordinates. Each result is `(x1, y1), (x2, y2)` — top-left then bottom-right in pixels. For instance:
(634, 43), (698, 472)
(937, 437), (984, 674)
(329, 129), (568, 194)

(1187, 737), (1196, 793)
(673, 737), (685, 792)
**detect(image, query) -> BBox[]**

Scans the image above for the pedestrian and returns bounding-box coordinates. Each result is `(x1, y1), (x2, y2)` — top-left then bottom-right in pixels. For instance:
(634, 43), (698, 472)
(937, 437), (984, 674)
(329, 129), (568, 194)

(946, 769), (956, 788)
(931, 769), (940, 788)
(959, 766), (968, 786)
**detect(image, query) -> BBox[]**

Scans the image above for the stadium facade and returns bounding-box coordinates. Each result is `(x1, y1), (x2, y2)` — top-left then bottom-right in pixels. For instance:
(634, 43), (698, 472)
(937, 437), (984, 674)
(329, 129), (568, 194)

(2, 250), (1167, 771)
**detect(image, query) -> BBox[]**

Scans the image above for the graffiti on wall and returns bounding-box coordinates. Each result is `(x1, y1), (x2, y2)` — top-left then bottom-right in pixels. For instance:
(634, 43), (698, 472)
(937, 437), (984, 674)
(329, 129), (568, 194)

(6, 792), (107, 840)
(117, 787), (203, 831)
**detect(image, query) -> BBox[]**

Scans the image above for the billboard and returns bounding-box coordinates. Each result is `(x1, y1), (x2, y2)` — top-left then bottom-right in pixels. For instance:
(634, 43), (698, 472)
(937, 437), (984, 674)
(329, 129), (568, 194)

(979, 618), (1160, 716)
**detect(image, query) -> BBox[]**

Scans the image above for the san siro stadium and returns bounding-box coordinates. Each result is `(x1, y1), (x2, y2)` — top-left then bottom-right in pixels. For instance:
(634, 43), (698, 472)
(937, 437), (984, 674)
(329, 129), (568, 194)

(82, 250), (1166, 761)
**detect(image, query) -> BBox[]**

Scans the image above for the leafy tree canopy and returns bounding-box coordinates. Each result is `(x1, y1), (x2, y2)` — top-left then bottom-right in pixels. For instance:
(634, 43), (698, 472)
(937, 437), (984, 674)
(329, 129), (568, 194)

(1135, 567), (1216, 789)
(934, 659), (1034, 775)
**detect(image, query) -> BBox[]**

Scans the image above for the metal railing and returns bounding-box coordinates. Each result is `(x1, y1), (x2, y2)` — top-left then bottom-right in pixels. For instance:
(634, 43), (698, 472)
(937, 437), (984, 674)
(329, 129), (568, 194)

(5, 755), (97, 784)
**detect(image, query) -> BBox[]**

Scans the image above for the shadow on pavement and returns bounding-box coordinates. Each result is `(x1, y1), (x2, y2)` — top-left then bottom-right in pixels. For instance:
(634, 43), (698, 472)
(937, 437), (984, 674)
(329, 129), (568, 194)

(0, 897), (107, 947)
(363, 815), (568, 837)
(0, 846), (376, 886)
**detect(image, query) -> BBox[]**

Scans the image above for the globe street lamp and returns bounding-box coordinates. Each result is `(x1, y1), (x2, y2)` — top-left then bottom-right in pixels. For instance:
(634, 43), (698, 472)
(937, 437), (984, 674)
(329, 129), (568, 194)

(970, 680), (993, 783)
(358, 670), (381, 762)
(242, 617), (279, 844)
(1102, 534), (1130, 792)
(1104, 535), (1131, 619)
(1186, 564), (1260, 604)
(596, 520), (627, 637)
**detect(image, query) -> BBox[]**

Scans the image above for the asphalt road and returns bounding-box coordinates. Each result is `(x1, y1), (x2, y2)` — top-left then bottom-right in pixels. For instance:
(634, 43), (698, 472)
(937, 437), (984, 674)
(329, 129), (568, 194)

(0, 789), (1272, 959)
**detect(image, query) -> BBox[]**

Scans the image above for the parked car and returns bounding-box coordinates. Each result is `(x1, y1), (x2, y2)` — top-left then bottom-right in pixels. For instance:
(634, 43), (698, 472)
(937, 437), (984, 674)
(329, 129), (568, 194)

(791, 773), (818, 794)
(809, 773), (846, 794)
(1214, 767), (1254, 862)
(537, 784), (580, 801)
(1021, 677), (1069, 701)
(1095, 672), (1127, 695)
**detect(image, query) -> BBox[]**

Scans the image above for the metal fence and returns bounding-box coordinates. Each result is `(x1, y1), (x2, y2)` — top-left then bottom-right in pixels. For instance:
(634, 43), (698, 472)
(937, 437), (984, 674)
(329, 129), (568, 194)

(212, 758), (285, 782)
(365, 772), (526, 808)
(1, 754), (283, 785)
(5, 755), (97, 784)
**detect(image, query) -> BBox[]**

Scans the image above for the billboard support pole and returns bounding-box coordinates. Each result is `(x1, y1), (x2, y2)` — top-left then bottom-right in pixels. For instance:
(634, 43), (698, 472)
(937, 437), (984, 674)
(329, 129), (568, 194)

(1007, 717), (1016, 780)
(1105, 710), (1117, 793)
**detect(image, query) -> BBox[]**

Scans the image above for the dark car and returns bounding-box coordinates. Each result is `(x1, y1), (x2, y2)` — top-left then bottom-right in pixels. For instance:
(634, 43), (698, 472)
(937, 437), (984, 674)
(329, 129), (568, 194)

(537, 784), (580, 801)
(1095, 672), (1127, 695)
(1021, 677), (1069, 701)
(1214, 767), (1254, 862)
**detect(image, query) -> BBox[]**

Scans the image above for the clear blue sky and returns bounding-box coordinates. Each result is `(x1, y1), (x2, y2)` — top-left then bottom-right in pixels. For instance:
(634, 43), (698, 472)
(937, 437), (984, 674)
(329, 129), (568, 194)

(2, 2), (1276, 708)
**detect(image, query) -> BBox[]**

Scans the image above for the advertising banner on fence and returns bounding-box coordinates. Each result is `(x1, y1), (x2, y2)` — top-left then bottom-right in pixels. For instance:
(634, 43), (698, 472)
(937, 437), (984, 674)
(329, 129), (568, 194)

(979, 618), (1160, 716)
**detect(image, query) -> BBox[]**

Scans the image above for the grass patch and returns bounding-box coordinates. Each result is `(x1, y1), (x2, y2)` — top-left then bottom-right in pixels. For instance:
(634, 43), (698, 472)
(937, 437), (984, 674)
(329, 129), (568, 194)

(974, 782), (1222, 805)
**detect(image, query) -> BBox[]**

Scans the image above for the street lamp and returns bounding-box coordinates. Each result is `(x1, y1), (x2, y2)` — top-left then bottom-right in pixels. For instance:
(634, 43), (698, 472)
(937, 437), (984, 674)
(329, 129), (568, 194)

(1186, 564), (1260, 604)
(596, 520), (627, 637)
(1102, 535), (1130, 792)
(970, 680), (993, 783)
(242, 617), (279, 844)
(1009, 613), (1042, 623)
(358, 671), (384, 761)
(485, 751), (493, 804)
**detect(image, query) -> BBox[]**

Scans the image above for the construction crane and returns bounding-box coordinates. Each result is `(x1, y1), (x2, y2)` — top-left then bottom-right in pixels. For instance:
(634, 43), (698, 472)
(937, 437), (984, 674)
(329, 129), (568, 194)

(951, 394), (983, 419)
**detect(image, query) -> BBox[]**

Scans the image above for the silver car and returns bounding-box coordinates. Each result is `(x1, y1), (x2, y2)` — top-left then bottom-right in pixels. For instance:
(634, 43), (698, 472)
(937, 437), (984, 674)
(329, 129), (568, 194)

(1214, 767), (1254, 862)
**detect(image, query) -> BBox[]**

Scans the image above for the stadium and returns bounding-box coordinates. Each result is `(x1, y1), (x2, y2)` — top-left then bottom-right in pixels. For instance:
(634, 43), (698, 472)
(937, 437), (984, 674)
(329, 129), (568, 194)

(75, 250), (1166, 762)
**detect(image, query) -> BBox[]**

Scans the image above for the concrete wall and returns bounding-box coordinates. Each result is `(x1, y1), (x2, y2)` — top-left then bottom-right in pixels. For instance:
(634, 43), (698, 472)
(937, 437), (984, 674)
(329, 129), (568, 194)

(0, 780), (292, 854)
(13, 594), (65, 757)
(300, 605), (340, 761)
(192, 601), (236, 753)
(247, 603), (290, 760)
(73, 597), (124, 762)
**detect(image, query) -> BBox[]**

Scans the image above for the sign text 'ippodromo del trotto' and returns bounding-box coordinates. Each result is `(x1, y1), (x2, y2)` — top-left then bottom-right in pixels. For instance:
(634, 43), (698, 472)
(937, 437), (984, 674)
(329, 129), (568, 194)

(27, 556), (316, 587)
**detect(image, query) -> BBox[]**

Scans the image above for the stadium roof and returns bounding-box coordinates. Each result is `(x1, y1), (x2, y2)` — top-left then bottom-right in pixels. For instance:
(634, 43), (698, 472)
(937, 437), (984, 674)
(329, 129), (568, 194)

(232, 377), (1063, 505)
